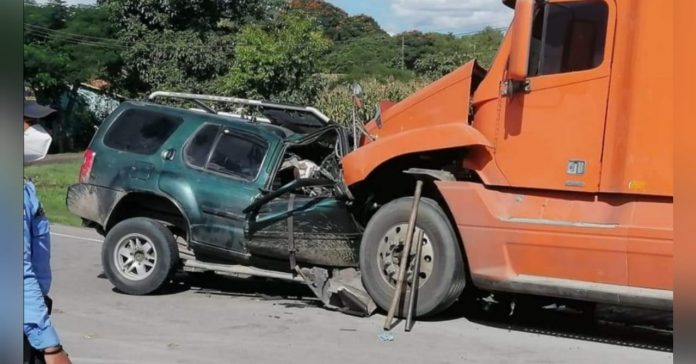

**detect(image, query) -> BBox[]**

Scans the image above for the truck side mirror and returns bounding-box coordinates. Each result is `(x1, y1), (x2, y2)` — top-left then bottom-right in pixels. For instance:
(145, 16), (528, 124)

(508, 0), (535, 81)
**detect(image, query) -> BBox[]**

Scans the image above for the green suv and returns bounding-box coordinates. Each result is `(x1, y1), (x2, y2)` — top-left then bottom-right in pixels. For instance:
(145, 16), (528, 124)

(66, 92), (366, 309)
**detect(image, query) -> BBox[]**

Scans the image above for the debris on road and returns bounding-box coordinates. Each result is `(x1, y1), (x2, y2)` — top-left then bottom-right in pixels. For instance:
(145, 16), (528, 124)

(378, 332), (394, 342)
(297, 267), (377, 317)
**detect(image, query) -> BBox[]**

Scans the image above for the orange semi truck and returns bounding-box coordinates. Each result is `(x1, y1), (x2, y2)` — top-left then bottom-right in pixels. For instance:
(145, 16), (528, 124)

(342, 0), (673, 317)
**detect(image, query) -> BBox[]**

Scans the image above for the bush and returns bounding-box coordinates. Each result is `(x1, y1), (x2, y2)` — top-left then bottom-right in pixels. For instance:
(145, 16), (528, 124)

(314, 78), (429, 125)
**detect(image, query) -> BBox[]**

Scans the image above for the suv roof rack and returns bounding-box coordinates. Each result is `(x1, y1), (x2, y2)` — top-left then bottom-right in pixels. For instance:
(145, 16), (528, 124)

(148, 91), (330, 123)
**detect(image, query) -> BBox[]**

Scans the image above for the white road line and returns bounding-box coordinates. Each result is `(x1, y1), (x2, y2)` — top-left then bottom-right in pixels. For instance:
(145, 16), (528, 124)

(51, 232), (103, 243)
(67, 358), (163, 364)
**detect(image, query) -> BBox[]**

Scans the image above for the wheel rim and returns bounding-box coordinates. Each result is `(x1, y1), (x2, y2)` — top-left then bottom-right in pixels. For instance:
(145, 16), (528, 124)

(113, 233), (158, 281)
(376, 223), (434, 289)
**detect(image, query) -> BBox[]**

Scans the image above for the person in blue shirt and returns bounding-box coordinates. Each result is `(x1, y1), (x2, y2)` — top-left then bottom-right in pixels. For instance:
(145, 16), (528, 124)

(23, 88), (72, 364)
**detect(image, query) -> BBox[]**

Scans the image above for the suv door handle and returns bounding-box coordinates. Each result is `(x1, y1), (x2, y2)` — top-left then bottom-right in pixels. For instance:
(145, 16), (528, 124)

(161, 148), (176, 161)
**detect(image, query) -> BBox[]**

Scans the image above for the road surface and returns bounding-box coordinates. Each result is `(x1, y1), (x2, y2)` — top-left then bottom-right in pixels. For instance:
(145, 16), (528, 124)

(48, 225), (673, 364)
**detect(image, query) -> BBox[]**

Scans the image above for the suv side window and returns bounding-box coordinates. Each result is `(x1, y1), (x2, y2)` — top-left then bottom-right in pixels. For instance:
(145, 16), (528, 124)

(528, 1), (608, 77)
(207, 130), (267, 181)
(103, 108), (183, 155)
(185, 124), (220, 168)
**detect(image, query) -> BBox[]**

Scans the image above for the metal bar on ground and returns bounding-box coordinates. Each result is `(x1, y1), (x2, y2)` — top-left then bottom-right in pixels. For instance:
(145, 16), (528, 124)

(405, 228), (425, 332)
(384, 179), (424, 330)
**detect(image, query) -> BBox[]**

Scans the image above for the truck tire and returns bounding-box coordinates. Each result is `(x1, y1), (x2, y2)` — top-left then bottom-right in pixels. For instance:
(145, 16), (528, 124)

(102, 217), (179, 295)
(360, 197), (466, 317)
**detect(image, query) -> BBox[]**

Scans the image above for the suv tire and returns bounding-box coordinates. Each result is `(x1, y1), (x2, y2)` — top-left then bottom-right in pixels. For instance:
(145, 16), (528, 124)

(102, 217), (179, 295)
(360, 197), (466, 317)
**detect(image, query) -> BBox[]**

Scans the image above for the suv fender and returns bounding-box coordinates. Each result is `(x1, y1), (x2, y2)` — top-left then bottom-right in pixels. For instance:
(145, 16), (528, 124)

(105, 191), (191, 240)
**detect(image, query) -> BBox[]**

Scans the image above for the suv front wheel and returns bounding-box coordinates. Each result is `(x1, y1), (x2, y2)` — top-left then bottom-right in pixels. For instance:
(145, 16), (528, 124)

(102, 217), (179, 295)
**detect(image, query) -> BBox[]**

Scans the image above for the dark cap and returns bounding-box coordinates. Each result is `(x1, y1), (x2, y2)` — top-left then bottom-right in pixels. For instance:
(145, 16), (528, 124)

(24, 85), (56, 120)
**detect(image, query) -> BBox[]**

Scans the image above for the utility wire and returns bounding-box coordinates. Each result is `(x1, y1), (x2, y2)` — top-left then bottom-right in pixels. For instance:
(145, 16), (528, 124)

(24, 21), (509, 53)
(25, 29), (130, 51)
(24, 25), (235, 51)
(25, 24), (132, 45)
(24, 24), (238, 51)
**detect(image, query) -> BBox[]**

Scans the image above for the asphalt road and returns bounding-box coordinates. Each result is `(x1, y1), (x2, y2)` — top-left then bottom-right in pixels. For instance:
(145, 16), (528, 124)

(49, 224), (673, 364)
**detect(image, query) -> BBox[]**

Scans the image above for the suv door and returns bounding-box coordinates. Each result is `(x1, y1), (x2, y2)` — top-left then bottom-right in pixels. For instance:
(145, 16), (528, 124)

(161, 122), (273, 261)
(242, 126), (361, 267)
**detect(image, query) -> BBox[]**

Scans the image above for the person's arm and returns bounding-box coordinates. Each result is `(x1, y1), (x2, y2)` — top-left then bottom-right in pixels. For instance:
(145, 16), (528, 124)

(23, 196), (60, 350)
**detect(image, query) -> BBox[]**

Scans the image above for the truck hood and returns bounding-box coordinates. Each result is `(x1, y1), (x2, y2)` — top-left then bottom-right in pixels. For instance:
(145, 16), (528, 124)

(362, 60), (486, 145)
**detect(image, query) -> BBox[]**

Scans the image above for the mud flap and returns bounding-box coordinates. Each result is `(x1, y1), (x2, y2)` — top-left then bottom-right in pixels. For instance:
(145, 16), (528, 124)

(296, 266), (377, 317)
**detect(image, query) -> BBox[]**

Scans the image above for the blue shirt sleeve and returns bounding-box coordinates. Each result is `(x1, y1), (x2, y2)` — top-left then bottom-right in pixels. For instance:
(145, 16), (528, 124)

(23, 181), (60, 350)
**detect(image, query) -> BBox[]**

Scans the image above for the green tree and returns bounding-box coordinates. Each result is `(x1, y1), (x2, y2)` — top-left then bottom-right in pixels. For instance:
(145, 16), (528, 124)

(414, 53), (471, 80)
(100, 0), (284, 32)
(216, 13), (331, 102)
(24, 2), (121, 93)
(332, 15), (384, 41)
(466, 27), (505, 68)
(102, 0), (285, 96)
(321, 34), (413, 81)
(24, 2), (120, 108)
(24, 1), (123, 151)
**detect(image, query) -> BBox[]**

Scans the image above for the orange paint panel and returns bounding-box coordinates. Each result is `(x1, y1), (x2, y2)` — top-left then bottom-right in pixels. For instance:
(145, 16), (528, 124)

(627, 252), (672, 290)
(454, 227), (514, 279)
(600, 0), (674, 196)
(627, 229), (672, 290)
(493, 67), (612, 193)
(436, 181), (672, 289)
(506, 239), (627, 285)
(369, 61), (478, 140)
(342, 123), (490, 186)
(342, 61), (490, 186)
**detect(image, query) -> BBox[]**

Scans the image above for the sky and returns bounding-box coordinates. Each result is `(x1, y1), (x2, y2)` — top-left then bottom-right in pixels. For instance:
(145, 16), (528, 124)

(59, 0), (513, 35)
(327, 0), (513, 35)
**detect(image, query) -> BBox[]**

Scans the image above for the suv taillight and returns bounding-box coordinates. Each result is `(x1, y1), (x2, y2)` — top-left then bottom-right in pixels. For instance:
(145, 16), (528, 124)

(79, 149), (95, 183)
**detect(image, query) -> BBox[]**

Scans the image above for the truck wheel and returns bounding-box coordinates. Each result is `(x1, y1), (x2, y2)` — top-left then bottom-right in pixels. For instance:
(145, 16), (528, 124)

(360, 197), (466, 317)
(102, 217), (179, 295)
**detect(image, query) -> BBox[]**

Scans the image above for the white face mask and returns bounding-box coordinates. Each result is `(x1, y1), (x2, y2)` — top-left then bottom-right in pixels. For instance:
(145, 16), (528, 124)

(24, 124), (53, 164)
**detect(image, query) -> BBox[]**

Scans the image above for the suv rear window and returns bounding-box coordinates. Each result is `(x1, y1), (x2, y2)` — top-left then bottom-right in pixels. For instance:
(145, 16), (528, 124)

(104, 108), (183, 155)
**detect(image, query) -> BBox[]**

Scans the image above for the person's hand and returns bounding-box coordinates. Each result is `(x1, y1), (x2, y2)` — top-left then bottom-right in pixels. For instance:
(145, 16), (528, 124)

(44, 348), (72, 364)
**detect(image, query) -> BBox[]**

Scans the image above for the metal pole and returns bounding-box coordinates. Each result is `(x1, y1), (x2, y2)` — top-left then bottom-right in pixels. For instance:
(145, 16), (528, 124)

(405, 228), (425, 332)
(352, 105), (357, 151)
(384, 180), (423, 330)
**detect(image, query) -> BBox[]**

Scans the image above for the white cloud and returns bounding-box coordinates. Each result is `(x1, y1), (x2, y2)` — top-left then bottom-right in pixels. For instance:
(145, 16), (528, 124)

(390, 0), (513, 33)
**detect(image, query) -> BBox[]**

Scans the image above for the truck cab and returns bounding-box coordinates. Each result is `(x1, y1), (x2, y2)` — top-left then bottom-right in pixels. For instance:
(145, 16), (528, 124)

(342, 0), (673, 316)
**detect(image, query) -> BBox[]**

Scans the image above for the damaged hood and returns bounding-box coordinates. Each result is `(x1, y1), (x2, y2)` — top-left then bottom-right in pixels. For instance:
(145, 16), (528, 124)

(362, 60), (486, 145)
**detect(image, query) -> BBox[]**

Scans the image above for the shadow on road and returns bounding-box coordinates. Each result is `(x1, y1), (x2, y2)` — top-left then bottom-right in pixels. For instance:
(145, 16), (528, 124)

(104, 271), (673, 352)
(175, 272), (321, 308)
(431, 294), (673, 352)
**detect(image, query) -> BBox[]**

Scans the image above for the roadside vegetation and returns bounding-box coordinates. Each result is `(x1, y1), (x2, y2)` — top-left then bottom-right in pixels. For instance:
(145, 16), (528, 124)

(24, 160), (82, 226)
(24, 0), (504, 153)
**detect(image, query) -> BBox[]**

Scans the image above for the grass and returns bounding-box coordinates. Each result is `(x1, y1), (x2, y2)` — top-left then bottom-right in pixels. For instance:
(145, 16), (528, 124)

(24, 160), (83, 227)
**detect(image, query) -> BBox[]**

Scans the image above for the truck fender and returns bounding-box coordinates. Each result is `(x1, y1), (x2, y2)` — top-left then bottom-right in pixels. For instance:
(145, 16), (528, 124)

(341, 122), (491, 186)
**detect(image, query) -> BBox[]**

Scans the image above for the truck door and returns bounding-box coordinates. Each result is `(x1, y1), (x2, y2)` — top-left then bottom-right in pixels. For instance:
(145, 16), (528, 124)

(496, 0), (615, 192)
